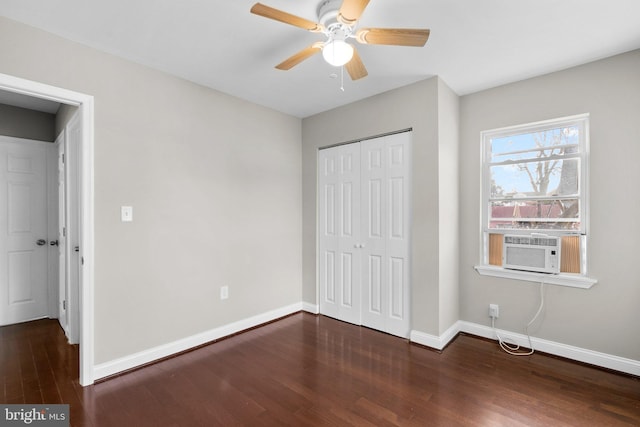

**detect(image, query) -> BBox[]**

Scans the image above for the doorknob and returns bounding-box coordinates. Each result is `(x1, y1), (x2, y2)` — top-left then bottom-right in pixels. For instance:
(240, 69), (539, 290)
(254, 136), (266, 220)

(50, 240), (59, 246)
(36, 239), (47, 246)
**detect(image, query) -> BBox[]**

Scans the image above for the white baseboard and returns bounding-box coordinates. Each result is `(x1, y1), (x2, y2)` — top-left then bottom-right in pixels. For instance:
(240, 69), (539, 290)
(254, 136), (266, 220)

(94, 305), (640, 381)
(411, 320), (640, 377)
(93, 302), (303, 381)
(302, 302), (319, 314)
(457, 321), (640, 376)
(410, 321), (460, 350)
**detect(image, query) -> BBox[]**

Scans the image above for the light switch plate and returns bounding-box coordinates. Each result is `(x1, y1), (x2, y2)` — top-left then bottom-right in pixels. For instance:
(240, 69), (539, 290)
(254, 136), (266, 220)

(121, 206), (133, 222)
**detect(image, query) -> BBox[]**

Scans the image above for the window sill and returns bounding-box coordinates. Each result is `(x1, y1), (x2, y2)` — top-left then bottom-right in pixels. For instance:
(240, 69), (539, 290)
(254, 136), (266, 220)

(474, 265), (597, 289)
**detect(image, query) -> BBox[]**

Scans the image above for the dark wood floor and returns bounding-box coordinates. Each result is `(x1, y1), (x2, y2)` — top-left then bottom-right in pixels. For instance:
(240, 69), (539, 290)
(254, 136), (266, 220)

(1, 313), (639, 426)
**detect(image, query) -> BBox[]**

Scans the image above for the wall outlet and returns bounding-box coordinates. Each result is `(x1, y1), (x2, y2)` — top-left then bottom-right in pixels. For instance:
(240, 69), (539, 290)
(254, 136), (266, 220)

(220, 286), (229, 300)
(489, 304), (499, 319)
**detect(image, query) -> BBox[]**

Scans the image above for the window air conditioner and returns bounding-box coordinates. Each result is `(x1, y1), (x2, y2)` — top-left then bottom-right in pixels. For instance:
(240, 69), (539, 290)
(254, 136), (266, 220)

(503, 234), (561, 274)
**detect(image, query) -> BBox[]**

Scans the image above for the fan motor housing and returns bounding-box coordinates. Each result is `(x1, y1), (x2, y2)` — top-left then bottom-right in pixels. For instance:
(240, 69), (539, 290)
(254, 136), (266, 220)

(317, 0), (343, 27)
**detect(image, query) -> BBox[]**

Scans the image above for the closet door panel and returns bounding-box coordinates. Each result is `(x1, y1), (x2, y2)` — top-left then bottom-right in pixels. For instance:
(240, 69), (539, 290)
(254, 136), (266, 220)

(389, 256), (405, 319)
(318, 151), (340, 319)
(367, 254), (383, 314)
(318, 144), (361, 325)
(367, 179), (382, 239)
(384, 132), (412, 338)
(360, 137), (388, 332)
(341, 252), (354, 307)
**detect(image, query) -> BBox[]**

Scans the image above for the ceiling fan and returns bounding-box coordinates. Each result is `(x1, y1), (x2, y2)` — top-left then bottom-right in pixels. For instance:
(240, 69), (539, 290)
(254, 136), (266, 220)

(250, 0), (430, 80)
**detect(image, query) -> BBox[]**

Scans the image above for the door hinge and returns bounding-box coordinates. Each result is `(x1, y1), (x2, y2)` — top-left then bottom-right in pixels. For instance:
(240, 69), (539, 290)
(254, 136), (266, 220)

(63, 300), (66, 310)
(81, 257), (84, 266)
(63, 227), (66, 237)
(62, 153), (65, 164)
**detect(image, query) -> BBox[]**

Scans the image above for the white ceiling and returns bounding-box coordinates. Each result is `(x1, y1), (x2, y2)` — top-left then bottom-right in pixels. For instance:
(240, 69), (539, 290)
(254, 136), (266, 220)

(1, 0), (639, 118)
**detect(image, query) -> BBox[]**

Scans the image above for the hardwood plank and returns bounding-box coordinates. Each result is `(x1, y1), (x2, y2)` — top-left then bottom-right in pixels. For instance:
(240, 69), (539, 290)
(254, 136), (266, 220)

(1, 315), (639, 426)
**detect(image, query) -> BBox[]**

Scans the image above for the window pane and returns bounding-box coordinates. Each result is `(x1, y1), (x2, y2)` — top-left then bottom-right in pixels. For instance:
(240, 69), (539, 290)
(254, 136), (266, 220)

(489, 199), (580, 230)
(490, 158), (579, 198)
(491, 126), (580, 162)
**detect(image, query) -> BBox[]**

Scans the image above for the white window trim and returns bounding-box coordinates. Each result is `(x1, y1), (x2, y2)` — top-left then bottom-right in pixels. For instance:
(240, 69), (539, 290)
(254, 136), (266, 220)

(476, 114), (597, 288)
(474, 265), (596, 289)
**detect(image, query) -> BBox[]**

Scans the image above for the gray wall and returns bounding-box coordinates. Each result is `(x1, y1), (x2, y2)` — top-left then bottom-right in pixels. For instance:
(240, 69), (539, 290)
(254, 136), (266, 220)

(302, 77), (460, 336)
(436, 79), (460, 330)
(459, 50), (640, 360)
(55, 103), (79, 137)
(0, 102), (55, 141)
(0, 16), (302, 364)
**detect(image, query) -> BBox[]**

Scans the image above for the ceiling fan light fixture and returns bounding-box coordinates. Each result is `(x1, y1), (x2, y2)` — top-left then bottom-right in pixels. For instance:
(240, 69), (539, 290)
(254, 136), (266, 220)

(250, 1), (430, 80)
(322, 39), (354, 67)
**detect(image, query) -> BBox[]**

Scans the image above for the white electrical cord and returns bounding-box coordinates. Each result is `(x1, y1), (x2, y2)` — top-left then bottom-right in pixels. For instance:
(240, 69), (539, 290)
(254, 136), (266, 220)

(493, 280), (546, 356)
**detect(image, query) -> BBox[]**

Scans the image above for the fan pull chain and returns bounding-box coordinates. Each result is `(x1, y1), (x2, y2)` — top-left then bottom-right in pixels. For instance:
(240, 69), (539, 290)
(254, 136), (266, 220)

(340, 66), (345, 92)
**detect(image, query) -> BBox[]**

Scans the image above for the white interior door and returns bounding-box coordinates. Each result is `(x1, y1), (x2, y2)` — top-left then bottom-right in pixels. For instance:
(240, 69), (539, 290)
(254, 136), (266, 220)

(0, 137), (49, 326)
(65, 112), (82, 344)
(56, 133), (68, 333)
(318, 132), (412, 338)
(318, 143), (362, 325)
(361, 132), (412, 337)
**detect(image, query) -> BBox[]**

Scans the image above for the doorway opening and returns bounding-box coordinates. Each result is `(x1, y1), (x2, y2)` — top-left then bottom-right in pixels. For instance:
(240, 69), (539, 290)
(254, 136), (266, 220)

(0, 72), (95, 386)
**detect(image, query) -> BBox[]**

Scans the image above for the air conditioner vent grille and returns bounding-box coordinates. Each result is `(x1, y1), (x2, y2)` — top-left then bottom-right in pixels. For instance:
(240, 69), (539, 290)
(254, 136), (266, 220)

(504, 236), (558, 247)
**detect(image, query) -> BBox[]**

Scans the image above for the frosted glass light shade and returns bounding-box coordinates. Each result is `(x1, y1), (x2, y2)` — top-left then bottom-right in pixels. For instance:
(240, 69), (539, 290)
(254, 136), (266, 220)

(322, 40), (354, 67)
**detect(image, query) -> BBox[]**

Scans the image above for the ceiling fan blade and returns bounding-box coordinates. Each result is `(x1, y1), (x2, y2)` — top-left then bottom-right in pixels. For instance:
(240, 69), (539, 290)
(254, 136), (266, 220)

(345, 48), (368, 80)
(275, 42), (324, 70)
(251, 3), (323, 32)
(337, 0), (370, 25)
(356, 28), (430, 47)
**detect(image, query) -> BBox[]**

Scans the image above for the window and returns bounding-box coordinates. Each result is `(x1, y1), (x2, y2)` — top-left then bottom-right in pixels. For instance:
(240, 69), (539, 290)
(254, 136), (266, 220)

(476, 114), (595, 287)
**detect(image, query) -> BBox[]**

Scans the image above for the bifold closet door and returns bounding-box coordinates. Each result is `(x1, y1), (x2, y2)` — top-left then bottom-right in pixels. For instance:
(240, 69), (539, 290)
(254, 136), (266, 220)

(318, 132), (411, 338)
(318, 143), (362, 325)
(360, 132), (411, 338)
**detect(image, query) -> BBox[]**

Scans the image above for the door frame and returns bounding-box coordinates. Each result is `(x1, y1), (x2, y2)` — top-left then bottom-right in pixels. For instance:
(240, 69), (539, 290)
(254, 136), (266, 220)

(52, 132), (65, 325)
(0, 72), (95, 386)
(53, 133), (68, 334)
(63, 111), (82, 345)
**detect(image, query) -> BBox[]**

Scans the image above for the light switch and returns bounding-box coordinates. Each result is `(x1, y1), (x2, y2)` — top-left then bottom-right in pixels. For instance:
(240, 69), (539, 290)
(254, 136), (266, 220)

(121, 206), (133, 222)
